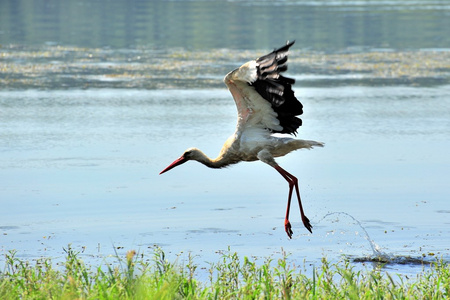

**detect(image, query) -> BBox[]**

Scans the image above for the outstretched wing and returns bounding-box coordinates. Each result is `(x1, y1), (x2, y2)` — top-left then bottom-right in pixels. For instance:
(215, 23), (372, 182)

(224, 41), (303, 135)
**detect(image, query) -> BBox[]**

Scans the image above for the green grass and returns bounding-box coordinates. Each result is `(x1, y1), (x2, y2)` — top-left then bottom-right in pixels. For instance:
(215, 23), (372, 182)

(0, 246), (449, 299)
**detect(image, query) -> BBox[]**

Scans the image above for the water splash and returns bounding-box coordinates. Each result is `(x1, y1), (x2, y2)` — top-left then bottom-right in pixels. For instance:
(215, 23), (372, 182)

(316, 212), (439, 265)
(316, 212), (391, 261)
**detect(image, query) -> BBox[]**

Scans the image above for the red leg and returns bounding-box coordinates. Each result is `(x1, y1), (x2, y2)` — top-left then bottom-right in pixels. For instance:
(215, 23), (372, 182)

(275, 166), (313, 238)
(284, 181), (294, 239)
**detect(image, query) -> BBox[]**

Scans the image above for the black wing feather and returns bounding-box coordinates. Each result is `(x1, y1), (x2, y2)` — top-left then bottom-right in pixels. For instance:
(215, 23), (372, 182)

(250, 41), (303, 135)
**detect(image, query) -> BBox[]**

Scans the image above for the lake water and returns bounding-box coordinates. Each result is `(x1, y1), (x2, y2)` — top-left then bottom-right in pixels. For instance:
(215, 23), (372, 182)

(1, 0), (450, 277)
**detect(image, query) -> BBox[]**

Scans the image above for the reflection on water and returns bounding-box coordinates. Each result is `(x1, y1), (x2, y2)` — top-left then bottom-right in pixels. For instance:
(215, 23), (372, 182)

(1, 0), (450, 50)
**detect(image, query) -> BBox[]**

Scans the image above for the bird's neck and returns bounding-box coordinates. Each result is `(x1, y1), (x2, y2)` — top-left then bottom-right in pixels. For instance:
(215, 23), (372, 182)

(193, 149), (230, 169)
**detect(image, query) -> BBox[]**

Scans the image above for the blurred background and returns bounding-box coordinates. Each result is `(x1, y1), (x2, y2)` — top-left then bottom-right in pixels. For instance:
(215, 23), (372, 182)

(1, 0), (450, 50)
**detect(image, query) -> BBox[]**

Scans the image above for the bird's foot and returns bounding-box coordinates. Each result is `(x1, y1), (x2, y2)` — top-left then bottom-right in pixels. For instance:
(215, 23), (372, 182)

(284, 219), (293, 239)
(302, 215), (313, 234)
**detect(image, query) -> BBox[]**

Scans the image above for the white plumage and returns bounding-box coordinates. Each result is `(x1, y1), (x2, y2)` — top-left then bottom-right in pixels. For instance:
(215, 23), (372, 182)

(160, 41), (323, 238)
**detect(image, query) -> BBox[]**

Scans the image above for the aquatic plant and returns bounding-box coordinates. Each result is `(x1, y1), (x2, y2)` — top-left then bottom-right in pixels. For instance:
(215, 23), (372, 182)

(0, 246), (449, 299)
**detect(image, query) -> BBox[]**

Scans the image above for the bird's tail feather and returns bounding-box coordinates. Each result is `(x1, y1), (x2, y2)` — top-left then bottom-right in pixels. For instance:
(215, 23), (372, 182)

(295, 139), (324, 149)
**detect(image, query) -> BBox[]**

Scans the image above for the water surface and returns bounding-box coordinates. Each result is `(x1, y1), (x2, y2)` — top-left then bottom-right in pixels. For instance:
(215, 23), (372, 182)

(1, 85), (449, 275)
(1, 0), (450, 49)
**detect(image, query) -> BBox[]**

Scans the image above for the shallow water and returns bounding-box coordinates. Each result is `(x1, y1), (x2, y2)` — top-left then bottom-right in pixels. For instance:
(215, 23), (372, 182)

(1, 0), (450, 277)
(1, 85), (449, 276)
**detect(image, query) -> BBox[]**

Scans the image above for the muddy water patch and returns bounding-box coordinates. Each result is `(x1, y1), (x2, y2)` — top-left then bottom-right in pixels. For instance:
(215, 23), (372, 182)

(2, 45), (450, 90)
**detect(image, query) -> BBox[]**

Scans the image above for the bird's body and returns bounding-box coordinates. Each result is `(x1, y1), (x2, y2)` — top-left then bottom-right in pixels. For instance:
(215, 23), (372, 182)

(182, 132), (321, 168)
(160, 41), (323, 238)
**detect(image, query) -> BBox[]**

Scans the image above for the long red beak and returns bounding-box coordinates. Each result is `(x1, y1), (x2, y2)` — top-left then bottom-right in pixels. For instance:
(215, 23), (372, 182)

(159, 156), (188, 175)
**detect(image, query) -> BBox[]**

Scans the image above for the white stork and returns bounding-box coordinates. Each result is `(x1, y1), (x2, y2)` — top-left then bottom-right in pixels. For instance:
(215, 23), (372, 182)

(160, 41), (323, 239)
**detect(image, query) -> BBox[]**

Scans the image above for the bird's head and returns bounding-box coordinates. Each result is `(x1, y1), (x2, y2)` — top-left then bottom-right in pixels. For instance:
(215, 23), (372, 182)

(159, 148), (199, 175)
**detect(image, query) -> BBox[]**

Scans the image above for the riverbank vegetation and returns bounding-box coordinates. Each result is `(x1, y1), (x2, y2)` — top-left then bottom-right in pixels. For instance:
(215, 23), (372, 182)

(0, 246), (448, 299)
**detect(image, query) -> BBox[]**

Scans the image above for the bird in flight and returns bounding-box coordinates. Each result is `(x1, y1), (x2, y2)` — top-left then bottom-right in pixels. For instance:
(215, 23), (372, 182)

(160, 41), (323, 238)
